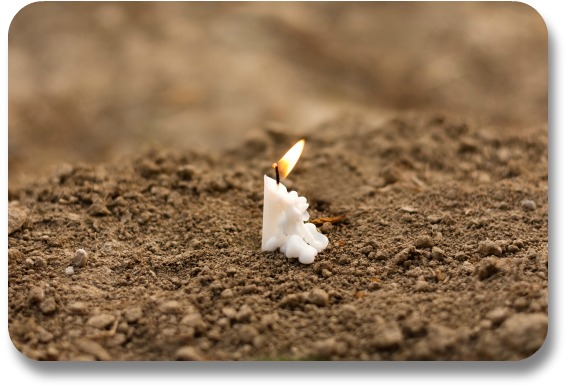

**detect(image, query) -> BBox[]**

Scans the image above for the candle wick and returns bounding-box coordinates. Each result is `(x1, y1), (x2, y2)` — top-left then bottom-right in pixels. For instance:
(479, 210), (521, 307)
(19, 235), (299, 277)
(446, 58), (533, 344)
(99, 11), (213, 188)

(272, 163), (280, 185)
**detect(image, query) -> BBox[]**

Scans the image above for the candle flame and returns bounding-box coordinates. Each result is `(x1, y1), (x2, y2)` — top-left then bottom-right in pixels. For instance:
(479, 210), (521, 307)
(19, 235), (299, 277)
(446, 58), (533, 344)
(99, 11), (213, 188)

(277, 139), (305, 179)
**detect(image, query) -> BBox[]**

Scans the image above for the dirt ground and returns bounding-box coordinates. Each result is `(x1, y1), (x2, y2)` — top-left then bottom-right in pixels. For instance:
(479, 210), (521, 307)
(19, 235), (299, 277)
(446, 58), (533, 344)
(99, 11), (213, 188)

(8, 2), (548, 361)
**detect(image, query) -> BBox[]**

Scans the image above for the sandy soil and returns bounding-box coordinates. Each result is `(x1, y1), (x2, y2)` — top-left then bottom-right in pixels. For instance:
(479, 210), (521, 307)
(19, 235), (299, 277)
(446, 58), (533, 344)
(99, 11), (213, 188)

(8, 2), (547, 361)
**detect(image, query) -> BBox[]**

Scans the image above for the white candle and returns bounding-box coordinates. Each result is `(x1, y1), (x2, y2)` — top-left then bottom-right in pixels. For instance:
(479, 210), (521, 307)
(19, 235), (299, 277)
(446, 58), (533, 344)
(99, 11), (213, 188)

(262, 140), (328, 264)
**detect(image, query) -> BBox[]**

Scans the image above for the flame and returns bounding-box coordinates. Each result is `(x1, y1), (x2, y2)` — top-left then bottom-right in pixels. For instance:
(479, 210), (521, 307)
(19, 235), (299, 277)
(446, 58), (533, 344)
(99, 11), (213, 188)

(277, 139), (305, 179)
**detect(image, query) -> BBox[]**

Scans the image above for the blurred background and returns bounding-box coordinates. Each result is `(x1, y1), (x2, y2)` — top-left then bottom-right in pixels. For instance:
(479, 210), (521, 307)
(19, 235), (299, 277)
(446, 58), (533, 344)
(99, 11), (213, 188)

(8, 2), (547, 185)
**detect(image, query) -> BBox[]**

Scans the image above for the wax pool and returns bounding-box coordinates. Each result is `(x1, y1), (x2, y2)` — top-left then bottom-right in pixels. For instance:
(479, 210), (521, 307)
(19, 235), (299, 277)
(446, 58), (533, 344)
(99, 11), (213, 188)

(261, 175), (328, 264)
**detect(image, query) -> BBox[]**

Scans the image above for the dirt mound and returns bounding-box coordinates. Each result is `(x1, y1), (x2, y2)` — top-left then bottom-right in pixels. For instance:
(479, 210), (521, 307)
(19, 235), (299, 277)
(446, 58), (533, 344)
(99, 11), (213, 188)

(8, 113), (548, 360)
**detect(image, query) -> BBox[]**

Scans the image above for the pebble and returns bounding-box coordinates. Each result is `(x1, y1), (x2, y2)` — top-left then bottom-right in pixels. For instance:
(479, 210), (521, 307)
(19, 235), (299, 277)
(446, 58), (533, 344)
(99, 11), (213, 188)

(222, 307), (237, 320)
(89, 199), (111, 216)
(8, 202), (28, 235)
(25, 258), (35, 268)
(123, 307), (143, 323)
(393, 249), (410, 265)
(477, 258), (501, 280)
(260, 313), (278, 329)
(37, 326), (54, 343)
(462, 261), (475, 274)
(65, 266), (75, 276)
(39, 297), (57, 315)
(158, 300), (182, 314)
(521, 199), (536, 211)
(76, 339), (112, 361)
(176, 165), (198, 181)
(486, 307), (510, 325)
(320, 222), (333, 234)
(307, 288), (329, 307)
(68, 301), (88, 315)
(414, 235), (433, 249)
(401, 316), (427, 338)
(431, 247), (445, 261)
(87, 313), (116, 329)
(236, 304), (254, 323)
(34, 257), (47, 269)
(181, 313), (207, 333)
(28, 286), (45, 304)
(415, 280), (431, 292)
(220, 289), (234, 298)
(175, 346), (205, 361)
(313, 337), (343, 359)
(106, 333), (127, 348)
(72, 249), (88, 267)
(278, 293), (304, 308)
(400, 206), (418, 214)
(238, 324), (259, 344)
(478, 240), (502, 257)
(372, 323), (403, 350)
(499, 313), (547, 354)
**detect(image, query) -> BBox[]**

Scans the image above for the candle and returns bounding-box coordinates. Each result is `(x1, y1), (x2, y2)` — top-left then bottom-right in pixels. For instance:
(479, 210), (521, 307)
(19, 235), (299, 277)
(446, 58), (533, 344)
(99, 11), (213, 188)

(262, 139), (329, 264)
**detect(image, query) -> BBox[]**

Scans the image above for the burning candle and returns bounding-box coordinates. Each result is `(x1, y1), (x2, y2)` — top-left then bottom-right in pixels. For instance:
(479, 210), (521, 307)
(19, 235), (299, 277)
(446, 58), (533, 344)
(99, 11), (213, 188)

(262, 139), (328, 264)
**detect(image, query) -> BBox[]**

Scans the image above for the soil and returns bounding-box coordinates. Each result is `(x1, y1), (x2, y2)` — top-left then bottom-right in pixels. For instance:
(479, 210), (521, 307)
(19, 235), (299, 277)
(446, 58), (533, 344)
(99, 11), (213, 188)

(8, 2), (548, 361)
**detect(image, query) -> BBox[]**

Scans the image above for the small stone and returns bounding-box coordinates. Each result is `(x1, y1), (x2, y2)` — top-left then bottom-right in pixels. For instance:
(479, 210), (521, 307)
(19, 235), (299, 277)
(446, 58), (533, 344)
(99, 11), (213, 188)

(34, 257), (47, 269)
(431, 247), (445, 261)
(123, 307), (143, 323)
(37, 326), (54, 343)
(313, 337), (343, 359)
(320, 222), (333, 234)
(400, 206), (418, 214)
(499, 313), (547, 355)
(25, 258), (34, 268)
(478, 240), (502, 257)
(76, 339), (112, 361)
(158, 300), (182, 314)
(260, 313), (278, 329)
(39, 297), (57, 315)
(507, 245), (519, 254)
(401, 316), (427, 338)
(477, 258), (501, 280)
(68, 302), (88, 315)
(278, 293), (304, 309)
(462, 261), (475, 274)
(138, 159), (161, 178)
(393, 249), (410, 265)
(89, 199), (111, 216)
(238, 324), (259, 344)
(65, 266), (75, 275)
(72, 249), (88, 267)
(521, 199), (536, 211)
(486, 307), (510, 325)
(222, 307), (237, 320)
(368, 282), (381, 291)
(236, 304), (254, 323)
(372, 323), (403, 350)
(206, 326), (222, 341)
(220, 289), (234, 298)
(28, 286), (45, 304)
(106, 333), (127, 348)
(175, 346), (205, 361)
(307, 288), (329, 307)
(176, 165), (198, 181)
(181, 313), (207, 333)
(87, 313), (116, 329)
(8, 202), (28, 235)
(414, 235), (433, 249)
(415, 280), (431, 292)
